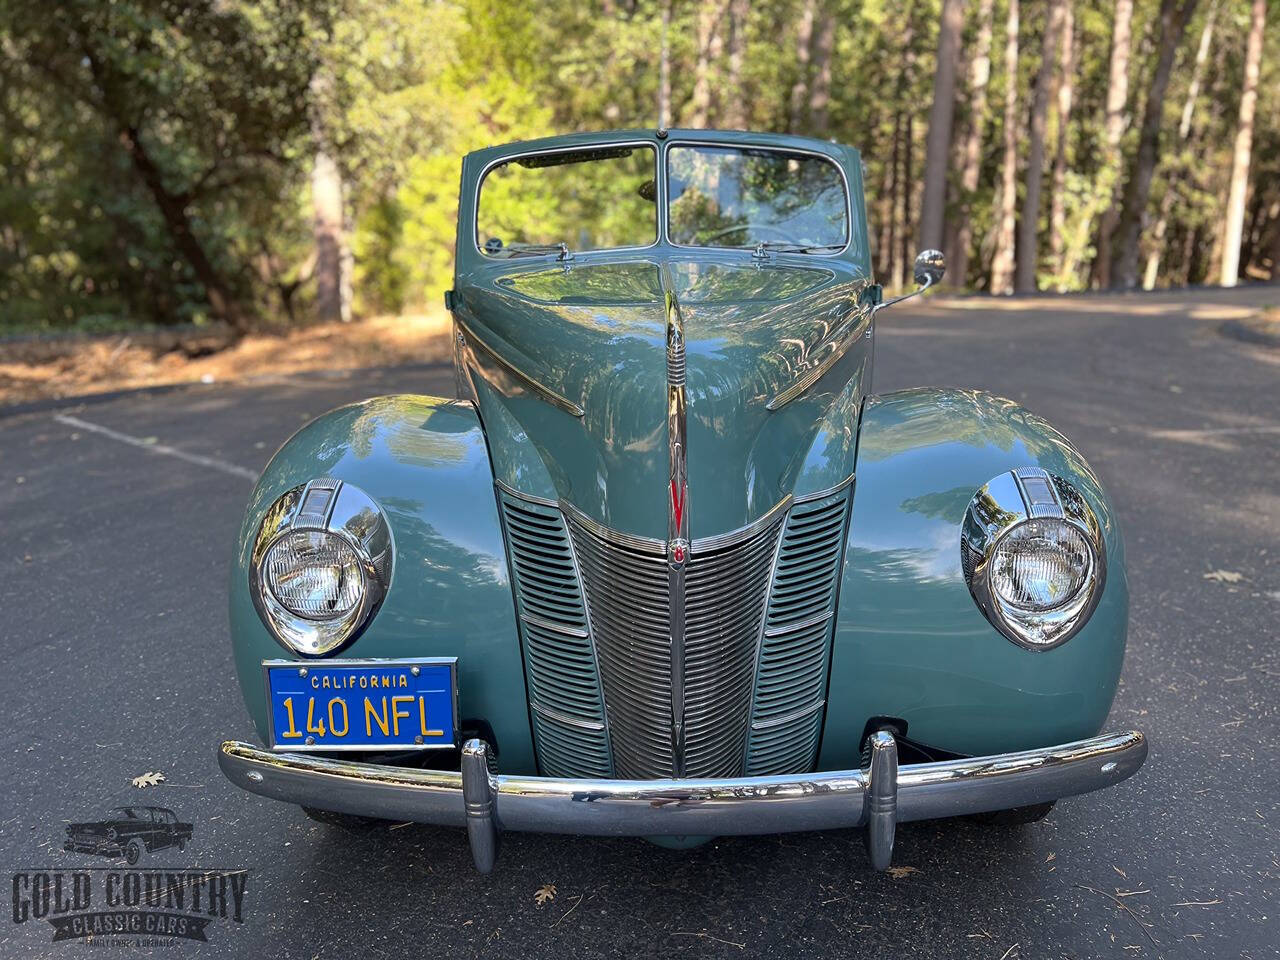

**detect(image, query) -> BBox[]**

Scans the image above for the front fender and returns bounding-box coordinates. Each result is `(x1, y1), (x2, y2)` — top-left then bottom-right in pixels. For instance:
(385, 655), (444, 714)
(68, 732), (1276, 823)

(819, 388), (1128, 766)
(227, 395), (536, 773)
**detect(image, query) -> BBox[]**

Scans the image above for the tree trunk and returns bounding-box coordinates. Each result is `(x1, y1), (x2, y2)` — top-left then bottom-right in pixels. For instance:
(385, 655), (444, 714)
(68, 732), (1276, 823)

(990, 0), (1020, 295)
(1110, 0), (1198, 290)
(808, 9), (836, 135)
(1015, 0), (1066, 292)
(689, 0), (727, 127)
(900, 112), (915, 284)
(1270, 202), (1280, 280)
(311, 148), (349, 324)
(919, 0), (966, 254)
(310, 69), (349, 324)
(658, 0), (671, 128)
(722, 0), (750, 128)
(1219, 0), (1265, 287)
(888, 115), (903, 288)
(948, 0), (996, 287)
(117, 127), (251, 333)
(1092, 0), (1134, 289)
(788, 0), (816, 132)
(1049, 0), (1075, 286)
(1142, 1), (1215, 289)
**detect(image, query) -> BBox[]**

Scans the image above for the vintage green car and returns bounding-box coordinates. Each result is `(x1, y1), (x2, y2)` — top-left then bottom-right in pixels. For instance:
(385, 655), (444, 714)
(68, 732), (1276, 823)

(219, 129), (1146, 872)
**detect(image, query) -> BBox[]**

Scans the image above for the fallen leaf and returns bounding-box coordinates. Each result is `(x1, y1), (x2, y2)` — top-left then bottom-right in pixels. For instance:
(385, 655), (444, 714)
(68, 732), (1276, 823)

(1203, 570), (1244, 583)
(1045, 852), (1056, 863)
(132, 771), (166, 788)
(887, 866), (919, 879)
(534, 883), (556, 907)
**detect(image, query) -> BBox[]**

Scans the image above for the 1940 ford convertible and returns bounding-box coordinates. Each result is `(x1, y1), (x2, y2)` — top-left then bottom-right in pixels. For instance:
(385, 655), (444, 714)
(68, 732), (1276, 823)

(218, 129), (1147, 872)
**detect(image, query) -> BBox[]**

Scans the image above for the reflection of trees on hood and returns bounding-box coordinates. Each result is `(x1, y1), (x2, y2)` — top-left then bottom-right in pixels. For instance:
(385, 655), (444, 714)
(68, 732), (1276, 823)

(376, 500), (512, 631)
(899, 486), (980, 523)
(859, 389), (1056, 462)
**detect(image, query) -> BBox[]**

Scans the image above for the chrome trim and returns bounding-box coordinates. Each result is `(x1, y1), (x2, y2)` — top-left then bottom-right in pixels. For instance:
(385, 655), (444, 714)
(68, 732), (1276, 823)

(765, 308), (871, 411)
(530, 701), (606, 731)
(749, 698), (825, 730)
(961, 470), (1107, 650)
(456, 316), (584, 419)
(519, 612), (589, 639)
(560, 500), (665, 554)
(692, 494), (791, 552)
(763, 609), (834, 638)
(250, 480), (394, 658)
(461, 740), (498, 873)
(493, 478), (559, 509)
(663, 267), (690, 775)
(864, 731), (898, 871)
(472, 140), (661, 260)
(566, 512), (671, 778)
(220, 729), (1148, 871)
(792, 471), (856, 503)
(496, 488), (614, 777)
(260, 657), (460, 752)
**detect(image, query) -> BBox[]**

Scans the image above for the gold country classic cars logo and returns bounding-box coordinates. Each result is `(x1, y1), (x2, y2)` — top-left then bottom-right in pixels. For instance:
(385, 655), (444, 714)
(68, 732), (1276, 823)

(11, 799), (249, 947)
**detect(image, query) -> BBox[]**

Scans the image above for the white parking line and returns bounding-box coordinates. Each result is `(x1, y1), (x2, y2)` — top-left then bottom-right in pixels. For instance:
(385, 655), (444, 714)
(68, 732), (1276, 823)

(54, 413), (259, 483)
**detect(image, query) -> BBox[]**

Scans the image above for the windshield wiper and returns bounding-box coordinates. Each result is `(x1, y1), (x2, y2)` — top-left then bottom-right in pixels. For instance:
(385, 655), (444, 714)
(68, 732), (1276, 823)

(503, 241), (574, 261)
(751, 241), (845, 258)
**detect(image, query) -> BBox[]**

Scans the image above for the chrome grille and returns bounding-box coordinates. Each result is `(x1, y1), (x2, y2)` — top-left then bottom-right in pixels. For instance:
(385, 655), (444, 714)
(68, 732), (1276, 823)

(566, 516), (672, 778)
(567, 506), (784, 779)
(503, 481), (850, 781)
(746, 485), (852, 775)
(498, 490), (612, 777)
(683, 518), (782, 777)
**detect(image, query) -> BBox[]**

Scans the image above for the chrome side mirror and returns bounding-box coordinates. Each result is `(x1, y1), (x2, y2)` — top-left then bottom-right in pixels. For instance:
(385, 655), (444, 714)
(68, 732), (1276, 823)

(913, 249), (945, 288)
(872, 248), (946, 316)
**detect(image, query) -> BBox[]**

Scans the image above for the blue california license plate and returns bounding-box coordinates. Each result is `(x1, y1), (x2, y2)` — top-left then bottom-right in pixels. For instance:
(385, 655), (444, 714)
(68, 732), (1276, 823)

(263, 658), (458, 751)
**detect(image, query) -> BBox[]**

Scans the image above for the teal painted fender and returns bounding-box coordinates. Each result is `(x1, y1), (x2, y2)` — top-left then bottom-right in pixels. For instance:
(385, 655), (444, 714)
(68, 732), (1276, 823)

(819, 388), (1128, 767)
(227, 395), (536, 774)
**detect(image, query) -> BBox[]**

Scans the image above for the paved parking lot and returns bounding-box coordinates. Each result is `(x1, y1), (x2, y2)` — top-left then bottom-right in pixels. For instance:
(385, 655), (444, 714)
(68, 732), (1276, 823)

(1, 286), (1276, 958)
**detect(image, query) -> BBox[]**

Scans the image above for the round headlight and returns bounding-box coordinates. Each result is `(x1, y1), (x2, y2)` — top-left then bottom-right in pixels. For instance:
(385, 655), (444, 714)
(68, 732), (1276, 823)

(249, 480), (393, 656)
(989, 519), (1090, 611)
(264, 530), (365, 620)
(961, 468), (1105, 650)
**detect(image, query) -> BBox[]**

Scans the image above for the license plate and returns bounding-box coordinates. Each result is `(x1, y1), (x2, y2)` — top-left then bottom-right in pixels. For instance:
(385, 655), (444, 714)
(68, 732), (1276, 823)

(263, 658), (458, 752)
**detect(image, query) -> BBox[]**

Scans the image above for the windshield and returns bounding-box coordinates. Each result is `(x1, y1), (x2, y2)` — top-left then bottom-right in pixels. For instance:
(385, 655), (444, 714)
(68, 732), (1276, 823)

(666, 145), (848, 250)
(477, 146), (658, 257)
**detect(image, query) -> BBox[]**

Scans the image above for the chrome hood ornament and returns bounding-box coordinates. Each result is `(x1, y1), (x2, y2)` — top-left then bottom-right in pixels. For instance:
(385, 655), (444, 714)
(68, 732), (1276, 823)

(664, 271), (690, 775)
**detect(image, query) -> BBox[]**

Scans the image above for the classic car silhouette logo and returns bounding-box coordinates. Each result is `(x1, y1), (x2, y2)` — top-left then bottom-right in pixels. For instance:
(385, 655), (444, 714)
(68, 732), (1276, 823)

(63, 806), (193, 866)
(9, 803), (248, 946)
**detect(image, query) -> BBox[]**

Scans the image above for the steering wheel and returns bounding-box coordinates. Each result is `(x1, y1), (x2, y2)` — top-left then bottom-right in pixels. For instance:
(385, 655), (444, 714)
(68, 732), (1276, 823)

(700, 223), (792, 246)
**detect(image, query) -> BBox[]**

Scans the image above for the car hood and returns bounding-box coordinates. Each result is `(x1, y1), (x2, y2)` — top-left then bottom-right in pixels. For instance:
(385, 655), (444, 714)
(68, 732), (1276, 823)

(454, 254), (870, 539)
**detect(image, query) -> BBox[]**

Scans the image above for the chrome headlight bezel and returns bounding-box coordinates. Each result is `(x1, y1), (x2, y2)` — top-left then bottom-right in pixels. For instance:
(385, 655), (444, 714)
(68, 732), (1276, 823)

(961, 467), (1105, 651)
(250, 479), (393, 657)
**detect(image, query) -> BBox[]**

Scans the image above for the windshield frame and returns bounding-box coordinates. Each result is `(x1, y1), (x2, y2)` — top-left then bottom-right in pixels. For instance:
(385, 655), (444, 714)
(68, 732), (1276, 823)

(663, 140), (853, 258)
(473, 139), (662, 260)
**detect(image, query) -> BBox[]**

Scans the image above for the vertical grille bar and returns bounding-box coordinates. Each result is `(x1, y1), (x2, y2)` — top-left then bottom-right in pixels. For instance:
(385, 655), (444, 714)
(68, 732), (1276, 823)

(567, 518), (672, 778)
(568, 505), (785, 779)
(746, 483), (853, 776)
(498, 490), (612, 777)
(683, 516), (784, 777)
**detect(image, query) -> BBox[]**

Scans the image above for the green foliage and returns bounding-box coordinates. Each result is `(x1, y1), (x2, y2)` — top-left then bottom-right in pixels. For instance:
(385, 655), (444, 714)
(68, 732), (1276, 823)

(1, 0), (1276, 332)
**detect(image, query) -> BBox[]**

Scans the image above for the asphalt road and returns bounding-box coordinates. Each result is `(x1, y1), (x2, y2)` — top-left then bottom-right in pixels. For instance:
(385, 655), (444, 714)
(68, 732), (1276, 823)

(1, 286), (1277, 959)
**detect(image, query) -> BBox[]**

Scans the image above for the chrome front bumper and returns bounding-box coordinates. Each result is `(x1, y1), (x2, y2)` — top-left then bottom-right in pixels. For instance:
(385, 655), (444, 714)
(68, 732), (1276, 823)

(219, 729), (1147, 872)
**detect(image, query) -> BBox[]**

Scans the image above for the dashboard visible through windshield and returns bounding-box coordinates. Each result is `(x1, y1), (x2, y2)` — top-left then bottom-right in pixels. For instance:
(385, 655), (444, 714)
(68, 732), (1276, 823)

(477, 145), (658, 258)
(667, 145), (848, 251)
(475, 140), (850, 259)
